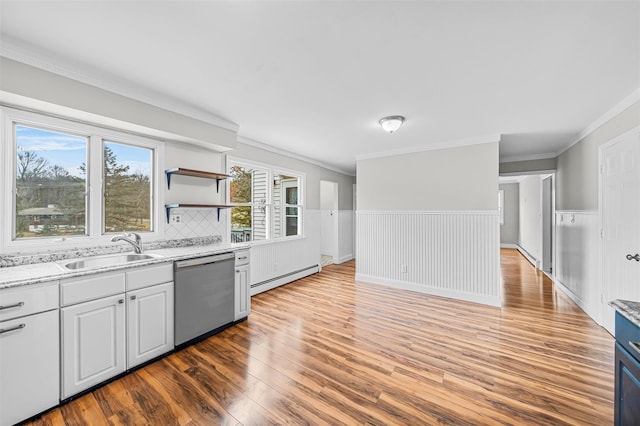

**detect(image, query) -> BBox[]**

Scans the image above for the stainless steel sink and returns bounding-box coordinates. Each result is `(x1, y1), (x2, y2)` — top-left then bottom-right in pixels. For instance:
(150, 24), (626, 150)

(61, 253), (163, 270)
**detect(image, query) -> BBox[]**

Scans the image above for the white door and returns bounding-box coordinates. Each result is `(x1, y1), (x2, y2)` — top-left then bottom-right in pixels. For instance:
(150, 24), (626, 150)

(61, 294), (126, 399)
(601, 128), (640, 334)
(320, 180), (338, 259)
(127, 282), (174, 369)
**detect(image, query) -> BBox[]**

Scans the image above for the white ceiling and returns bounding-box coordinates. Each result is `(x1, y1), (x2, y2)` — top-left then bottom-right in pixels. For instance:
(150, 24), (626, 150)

(1, 1), (639, 175)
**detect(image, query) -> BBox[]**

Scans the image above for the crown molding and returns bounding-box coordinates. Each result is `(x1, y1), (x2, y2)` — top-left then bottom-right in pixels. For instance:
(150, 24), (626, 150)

(0, 37), (239, 133)
(557, 87), (640, 156)
(356, 134), (501, 162)
(237, 136), (355, 176)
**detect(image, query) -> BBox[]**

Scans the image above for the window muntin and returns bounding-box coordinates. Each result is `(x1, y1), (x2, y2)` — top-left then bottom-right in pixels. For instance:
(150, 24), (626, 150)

(14, 124), (88, 239)
(103, 141), (153, 233)
(229, 159), (304, 243)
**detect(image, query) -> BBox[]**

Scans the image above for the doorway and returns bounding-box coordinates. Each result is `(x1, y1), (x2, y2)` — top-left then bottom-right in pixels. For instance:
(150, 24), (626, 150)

(320, 180), (339, 267)
(541, 174), (554, 275)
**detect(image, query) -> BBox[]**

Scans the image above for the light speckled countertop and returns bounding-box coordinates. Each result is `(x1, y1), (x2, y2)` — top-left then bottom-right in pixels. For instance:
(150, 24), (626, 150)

(0, 243), (250, 290)
(609, 299), (640, 328)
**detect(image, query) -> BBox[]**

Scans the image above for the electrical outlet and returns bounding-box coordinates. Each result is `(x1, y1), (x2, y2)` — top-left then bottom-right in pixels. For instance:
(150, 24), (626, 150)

(170, 214), (182, 224)
(401, 264), (407, 273)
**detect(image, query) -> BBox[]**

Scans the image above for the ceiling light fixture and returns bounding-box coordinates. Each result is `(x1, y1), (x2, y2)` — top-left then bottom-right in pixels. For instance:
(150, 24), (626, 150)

(379, 115), (405, 133)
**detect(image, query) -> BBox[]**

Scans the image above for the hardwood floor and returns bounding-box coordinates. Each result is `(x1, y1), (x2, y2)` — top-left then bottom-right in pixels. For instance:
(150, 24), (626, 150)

(27, 249), (614, 425)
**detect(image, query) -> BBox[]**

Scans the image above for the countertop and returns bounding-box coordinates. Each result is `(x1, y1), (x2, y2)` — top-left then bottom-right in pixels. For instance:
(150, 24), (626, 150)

(609, 299), (640, 328)
(0, 243), (250, 290)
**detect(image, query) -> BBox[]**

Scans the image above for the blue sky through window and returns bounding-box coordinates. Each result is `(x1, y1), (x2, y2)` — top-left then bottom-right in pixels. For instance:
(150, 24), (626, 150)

(16, 125), (152, 177)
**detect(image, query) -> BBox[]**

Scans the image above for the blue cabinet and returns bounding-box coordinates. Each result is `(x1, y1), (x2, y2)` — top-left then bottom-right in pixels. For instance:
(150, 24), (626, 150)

(614, 312), (640, 426)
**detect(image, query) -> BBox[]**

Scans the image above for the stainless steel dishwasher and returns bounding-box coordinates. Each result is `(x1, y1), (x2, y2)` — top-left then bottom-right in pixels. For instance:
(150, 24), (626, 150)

(174, 252), (235, 347)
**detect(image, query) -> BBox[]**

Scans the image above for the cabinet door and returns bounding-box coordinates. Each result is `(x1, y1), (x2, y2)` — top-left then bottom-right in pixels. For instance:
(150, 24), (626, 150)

(0, 309), (59, 426)
(235, 265), (250, 321)
(61, 294), (126, 399)
(127, 282), (174, 369)
(615, 342), (640, 426)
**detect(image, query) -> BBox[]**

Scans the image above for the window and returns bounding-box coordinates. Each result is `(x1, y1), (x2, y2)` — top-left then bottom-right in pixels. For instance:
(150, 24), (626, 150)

(102, 141), (153, 233)
(15, 125), (88, 239)
(228, 158), (304, 243)
(2, 108), (163, 249)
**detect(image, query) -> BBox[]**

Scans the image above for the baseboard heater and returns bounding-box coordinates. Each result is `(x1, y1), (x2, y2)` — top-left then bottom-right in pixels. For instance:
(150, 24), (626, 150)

(251, 264), (320, 295)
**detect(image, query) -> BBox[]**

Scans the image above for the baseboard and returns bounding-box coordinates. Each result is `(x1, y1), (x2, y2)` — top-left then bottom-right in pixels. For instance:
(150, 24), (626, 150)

(500, 243), (518, 249)
(335, 254), (354, 264)
(355, 273), (502, 307)
(250, 265), (320, 296)
(552, 277), (602, 325)
(517, 245), (540, 269)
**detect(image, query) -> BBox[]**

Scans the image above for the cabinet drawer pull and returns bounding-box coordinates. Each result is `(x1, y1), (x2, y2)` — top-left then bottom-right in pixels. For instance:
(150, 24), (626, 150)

(238, 256), (248, 260)
(130, 295), (137, 300)
(0, 301), (25, 311)
(630, 341), (640, 357)
(0, 323), (26, 334)
(118, 299), (124, 304)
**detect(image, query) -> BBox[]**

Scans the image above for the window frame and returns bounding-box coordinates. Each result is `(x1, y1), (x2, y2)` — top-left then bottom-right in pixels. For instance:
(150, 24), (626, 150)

(1, 107), (165, 252)
(226, 156), (305, 245)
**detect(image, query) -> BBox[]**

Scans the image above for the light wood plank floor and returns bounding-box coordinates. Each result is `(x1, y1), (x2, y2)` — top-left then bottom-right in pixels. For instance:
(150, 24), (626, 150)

(27, 249), (614, 425)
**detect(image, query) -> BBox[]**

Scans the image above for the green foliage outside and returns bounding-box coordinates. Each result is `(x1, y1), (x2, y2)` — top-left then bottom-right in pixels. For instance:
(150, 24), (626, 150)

(15, 146), (151, 238)
(229, 165), (252, 230)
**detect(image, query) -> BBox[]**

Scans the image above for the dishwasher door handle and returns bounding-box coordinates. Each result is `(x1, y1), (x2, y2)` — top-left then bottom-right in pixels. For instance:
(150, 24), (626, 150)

(175, 252), (235, 269)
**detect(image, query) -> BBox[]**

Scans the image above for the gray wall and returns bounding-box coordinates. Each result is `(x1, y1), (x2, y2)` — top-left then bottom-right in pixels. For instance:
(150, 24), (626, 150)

(499, 183), (519, 245)
(0, 57), (237, 151)
(556, 101), (640, 210)
(519, 175), (541, 261)
(499, 158), (557, 175)
(357, 142), (499, 210)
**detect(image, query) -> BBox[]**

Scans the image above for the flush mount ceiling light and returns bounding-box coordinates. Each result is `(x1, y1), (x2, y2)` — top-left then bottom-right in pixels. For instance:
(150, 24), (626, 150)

(378, 115), (405, 133)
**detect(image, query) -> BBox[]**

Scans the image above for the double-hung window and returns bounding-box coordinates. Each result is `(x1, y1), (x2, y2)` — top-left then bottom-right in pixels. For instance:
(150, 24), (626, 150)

(228, 157), (304, 243)
(2, 107), (163, 249)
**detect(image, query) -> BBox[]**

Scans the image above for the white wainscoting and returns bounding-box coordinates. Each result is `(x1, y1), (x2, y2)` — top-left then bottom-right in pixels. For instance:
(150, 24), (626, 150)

(249, 210), (321, 295)
(356, 210), (501, 307)
(554, 210), (601, 324)
(337, 210), (354, 264)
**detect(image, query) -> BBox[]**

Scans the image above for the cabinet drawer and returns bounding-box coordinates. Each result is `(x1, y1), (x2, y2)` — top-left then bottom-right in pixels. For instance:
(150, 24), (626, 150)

(235, 250), (250, 266)
(61, 272), (126, 306)
(0, 282), (59, 322)
(616, 313), (640, 361)
(126, 263), (173, 291)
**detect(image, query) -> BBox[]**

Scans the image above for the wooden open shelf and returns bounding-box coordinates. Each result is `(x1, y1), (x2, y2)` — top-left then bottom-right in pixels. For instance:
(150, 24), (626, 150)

(165, 168), (230, 192)
(164, 204), (233, 223)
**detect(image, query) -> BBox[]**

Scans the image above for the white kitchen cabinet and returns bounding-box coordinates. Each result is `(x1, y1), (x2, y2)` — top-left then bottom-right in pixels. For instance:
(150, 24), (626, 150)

(127, 281), (174, 368)
(234, 250), (251, 321)
(61, 293), (126, 399)
(0, 295), (59, 426)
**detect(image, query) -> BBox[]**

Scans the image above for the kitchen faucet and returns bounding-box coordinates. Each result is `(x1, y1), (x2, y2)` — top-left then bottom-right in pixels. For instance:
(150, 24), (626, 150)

(110, 232), (144, 254)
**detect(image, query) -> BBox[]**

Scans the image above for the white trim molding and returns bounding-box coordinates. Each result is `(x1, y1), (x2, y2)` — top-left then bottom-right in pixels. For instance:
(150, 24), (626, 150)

(356, 210), (501, 307)
(558, 88), (640, 156)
